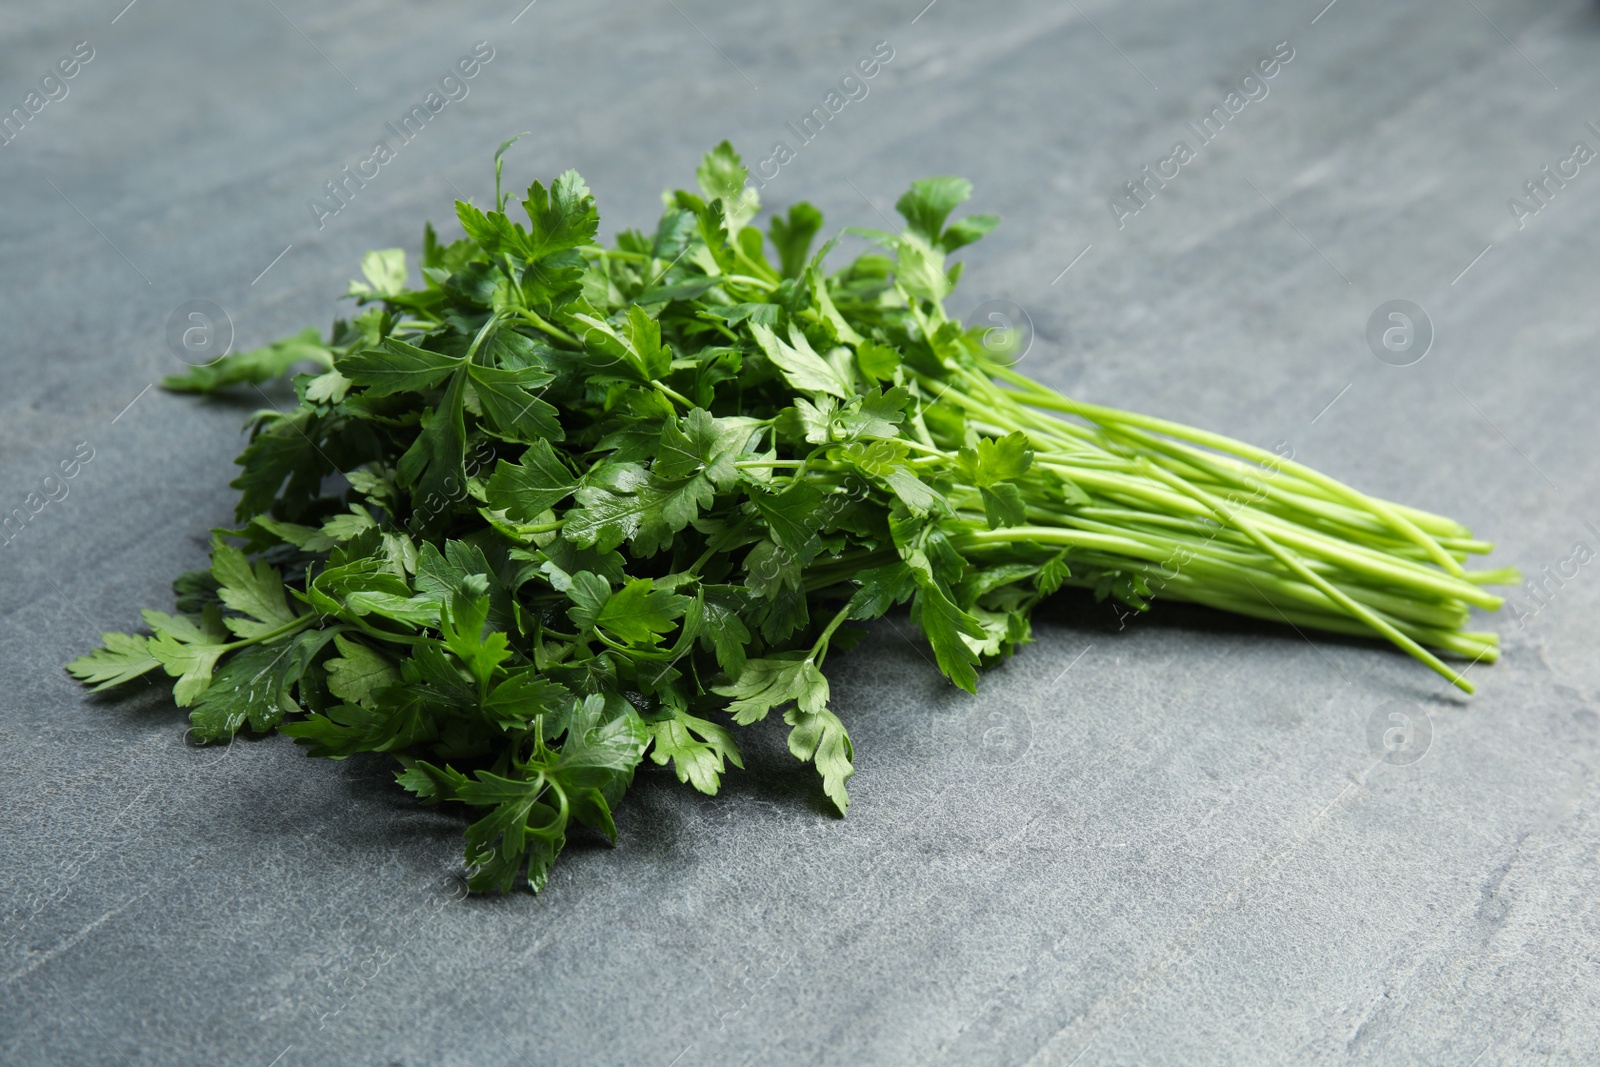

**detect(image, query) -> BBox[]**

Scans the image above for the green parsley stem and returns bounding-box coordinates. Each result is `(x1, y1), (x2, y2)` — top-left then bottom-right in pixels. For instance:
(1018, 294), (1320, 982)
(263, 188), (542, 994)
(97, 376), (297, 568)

(724, 272), (778, 292)
(808, 600), (857, 665)
(518, 309), (581, 348)
(215, 613), (318, 653)
(654, 381), (694, 408)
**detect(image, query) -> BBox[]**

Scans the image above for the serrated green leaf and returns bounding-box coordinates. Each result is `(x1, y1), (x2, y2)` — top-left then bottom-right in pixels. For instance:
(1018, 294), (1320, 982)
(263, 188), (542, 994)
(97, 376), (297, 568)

(712, 652), (828, 726)
(769, 201), (822, 278)
(323, 634), (400, 706)
(162, 328), (331, 395)
(784, 705), (854, 814)
(854, 340), (902, 381)
(908, 558), (985, 694)
(957, 431), (1033, 487)
(697, 140), (756, 230)
(596, 578), (690, 647)
(648, 707), (744, 795)
(565, 570), (613, 631)
(189, 628), (338, 740)
(348, 248), (407, 297)
(66, 633), (160, 692)
(563, 463), (674, 555)
(210, 539), (299, 639)
(521, 169), (601, 260)
(483, 671), (573, 732)
(486, 439), (578, 522)
(895, 176), (972, 243)
(694, 586), (752, 678)
(1036, 551), (1073, 595)
(396, 367), (468, 536)
(751, 480), (823, 557)
(894, 236), (951, 304)
(148, 634), (227, 707)
(341, 338), (461, 397)
(467, 362), (562, 443)
(440, 591), (511, 690)
(751, 322), (851, 400)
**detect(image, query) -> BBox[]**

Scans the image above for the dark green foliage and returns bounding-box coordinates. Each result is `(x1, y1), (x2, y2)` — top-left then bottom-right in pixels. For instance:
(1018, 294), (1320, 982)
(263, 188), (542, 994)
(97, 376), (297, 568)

(69, 142), (1511, 892)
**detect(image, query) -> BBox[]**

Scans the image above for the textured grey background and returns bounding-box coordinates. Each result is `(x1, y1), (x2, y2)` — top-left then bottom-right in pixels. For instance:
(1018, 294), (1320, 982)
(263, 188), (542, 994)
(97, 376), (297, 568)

(2, 0), (1597, 1064)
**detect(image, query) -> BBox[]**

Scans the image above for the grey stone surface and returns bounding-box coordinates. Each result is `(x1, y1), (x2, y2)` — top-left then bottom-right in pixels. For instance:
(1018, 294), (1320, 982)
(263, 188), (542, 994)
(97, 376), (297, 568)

(2, 0), (1597, 1063)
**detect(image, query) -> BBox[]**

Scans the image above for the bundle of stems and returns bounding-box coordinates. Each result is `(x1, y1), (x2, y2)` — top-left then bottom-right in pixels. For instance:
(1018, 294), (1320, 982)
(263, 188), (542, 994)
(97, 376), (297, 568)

(944, 367), (1507, 687)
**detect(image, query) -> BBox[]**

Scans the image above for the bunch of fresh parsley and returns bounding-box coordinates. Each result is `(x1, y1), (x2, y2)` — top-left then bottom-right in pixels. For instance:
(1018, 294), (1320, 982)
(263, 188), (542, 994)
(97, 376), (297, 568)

(69, 142), (1515, 892)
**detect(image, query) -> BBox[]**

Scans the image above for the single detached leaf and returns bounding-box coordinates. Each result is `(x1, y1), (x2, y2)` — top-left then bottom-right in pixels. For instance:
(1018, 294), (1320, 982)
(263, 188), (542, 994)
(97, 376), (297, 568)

(162, 328), (331, 395)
